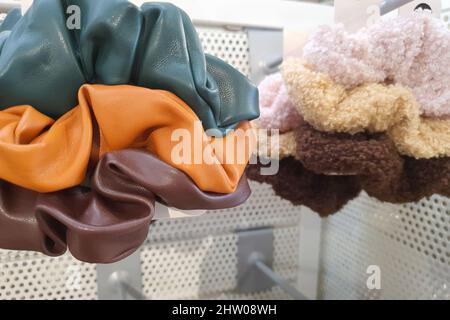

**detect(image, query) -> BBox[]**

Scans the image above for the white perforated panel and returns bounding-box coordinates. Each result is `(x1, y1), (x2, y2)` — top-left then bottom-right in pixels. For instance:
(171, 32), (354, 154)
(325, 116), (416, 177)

(319, 193), (450, 300)
(198, 27), (251, 76)
(141, 180), (301, 300)
(0, 251), (97, 300)
(141, 228), (300, 300)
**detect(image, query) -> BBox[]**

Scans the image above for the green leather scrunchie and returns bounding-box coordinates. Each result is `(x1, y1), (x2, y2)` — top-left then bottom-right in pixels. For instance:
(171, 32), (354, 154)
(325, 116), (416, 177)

(0, 0), (259, 135)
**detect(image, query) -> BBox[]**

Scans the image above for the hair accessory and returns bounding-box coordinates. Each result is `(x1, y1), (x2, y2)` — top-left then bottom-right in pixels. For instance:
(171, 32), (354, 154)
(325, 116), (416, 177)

(302, 11), (450, 117)
(0, 0), (259, 135)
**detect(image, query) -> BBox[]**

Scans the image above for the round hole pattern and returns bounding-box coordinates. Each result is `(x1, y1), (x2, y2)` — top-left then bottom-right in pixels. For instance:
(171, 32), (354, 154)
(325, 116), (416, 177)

(319, 193), (450, 300)
(0, 253), (97, 300)
(198, 27), (251, 77)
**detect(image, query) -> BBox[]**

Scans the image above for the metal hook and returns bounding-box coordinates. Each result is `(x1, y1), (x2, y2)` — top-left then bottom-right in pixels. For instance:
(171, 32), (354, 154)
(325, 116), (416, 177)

(380, 0), (421, 15)
(236, 228), (307, 300)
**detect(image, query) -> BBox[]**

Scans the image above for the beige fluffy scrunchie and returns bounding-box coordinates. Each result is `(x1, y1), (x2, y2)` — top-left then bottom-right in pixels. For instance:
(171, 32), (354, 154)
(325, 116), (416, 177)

(283, 59), (450, 159)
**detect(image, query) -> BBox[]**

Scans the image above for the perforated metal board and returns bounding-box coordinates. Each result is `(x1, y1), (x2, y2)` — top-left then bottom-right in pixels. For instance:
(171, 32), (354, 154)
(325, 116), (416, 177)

(317, 4), (450, 301)
(319, 193), (449, 300)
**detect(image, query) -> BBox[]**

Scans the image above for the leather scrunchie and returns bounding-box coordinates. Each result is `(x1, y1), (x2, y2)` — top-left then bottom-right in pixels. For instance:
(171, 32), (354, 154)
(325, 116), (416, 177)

(0, 0), (259, 135)
(0, 84), (254, 193)
(0, 149), (251, 263)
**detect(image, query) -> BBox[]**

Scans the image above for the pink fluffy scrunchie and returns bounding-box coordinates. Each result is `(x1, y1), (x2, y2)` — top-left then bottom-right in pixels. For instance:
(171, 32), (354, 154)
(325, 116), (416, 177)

(303, 11), (450, 118)
(257, 73), (301, 133)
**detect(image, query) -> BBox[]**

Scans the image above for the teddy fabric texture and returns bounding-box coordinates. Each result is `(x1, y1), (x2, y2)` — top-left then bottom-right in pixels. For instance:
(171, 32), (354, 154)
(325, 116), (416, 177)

(294, 119), (450, 203)
(247, 123), (450, 215)
(246, 157), (362, 217)
(247, 115), (450, 217)
(0, 150), (251, 263)
(0, 0), (259, 135)
(257, 73), (301, 133)
(0, 84), (255, 194)
(252, 121), (296, 160)
(283, 60), (450, 159)
(302, 11), (450, 118)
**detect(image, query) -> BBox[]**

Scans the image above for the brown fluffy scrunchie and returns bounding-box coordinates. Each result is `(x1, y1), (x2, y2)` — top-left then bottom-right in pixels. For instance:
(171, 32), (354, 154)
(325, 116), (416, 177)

(294, 120), (450, 203)
(248, 119), (449, 216)
(246, 157), (361, 217)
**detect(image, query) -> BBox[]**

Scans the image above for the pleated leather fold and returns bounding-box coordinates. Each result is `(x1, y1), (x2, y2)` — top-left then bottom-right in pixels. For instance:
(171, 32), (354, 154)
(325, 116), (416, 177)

(0, 149), (251, 263)
(0, 8), (21, 33)
(0, 84), (254, 193)
(0, 101), (93, 193)
(0, 0), (259, 135)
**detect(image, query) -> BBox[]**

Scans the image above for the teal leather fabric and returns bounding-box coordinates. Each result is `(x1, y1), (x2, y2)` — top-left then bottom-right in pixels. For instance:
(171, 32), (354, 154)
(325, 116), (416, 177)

(0, 0), (259, 135)
(0, 8), (21, 33)
(0, 8), (21, 51)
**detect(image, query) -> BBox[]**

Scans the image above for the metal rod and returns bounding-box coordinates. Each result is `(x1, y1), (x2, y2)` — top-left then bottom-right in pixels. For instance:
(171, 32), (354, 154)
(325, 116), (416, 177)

(118, 280), (147, 300)
(380, 0), (416, 15)
(253, 260), (308, 300)
(261, 56), (283, 75)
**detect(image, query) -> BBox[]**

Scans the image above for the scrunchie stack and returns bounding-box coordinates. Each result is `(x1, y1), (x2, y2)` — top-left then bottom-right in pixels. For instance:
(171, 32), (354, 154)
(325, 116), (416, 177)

(248, 12), (450, 217)
(0, 0), (259, 263)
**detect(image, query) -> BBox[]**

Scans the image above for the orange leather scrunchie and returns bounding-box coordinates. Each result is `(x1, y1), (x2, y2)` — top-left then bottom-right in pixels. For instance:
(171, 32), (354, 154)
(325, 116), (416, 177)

(0, 85), (254, 194)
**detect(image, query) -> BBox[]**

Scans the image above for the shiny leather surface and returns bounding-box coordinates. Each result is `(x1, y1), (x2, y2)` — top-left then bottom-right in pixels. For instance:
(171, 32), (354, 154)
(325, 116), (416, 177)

(0, 0), (259, 135)
(88, 85), (255, 194)
(0, 8), (21, 33)
(0, 84), (254, 193)
(0, 149), (251, 263)
(0, 101), (92, 193)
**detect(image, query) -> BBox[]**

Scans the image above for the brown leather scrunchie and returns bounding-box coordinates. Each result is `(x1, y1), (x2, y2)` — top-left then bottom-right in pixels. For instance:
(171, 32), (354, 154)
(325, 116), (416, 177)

(0, 149), (251, 263)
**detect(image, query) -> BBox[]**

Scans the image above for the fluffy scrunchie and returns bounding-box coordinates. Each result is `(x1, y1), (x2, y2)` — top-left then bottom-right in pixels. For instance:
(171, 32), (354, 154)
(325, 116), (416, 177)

(283, 60), (450, 159)
(249, 118), (449, 215)
(257, 73), (301, 133)
(294, 120), (450, 203)
(0, 0), (259, 135)
(246, 157), (361, 217)
(302, 11), (450, 117)
(252, 122), (296, 160)
(0, 150), (251, 263)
